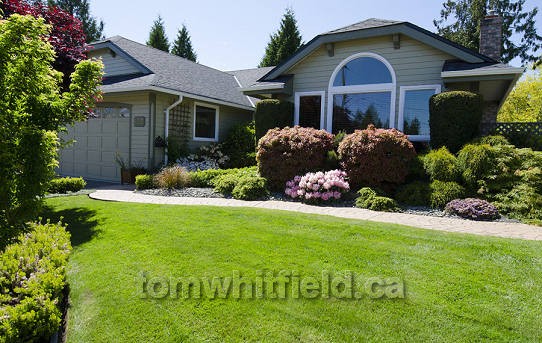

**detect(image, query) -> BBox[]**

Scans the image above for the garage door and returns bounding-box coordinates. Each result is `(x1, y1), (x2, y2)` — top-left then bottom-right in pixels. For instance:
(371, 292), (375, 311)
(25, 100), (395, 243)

(58, 106), (130, 182)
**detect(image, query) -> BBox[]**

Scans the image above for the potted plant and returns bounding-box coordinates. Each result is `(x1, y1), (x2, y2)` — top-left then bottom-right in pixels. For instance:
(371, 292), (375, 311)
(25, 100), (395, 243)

(115, 153), (147, 184)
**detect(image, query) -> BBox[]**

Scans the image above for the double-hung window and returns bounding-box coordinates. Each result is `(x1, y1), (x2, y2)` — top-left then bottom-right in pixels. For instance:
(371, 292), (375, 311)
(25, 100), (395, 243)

(193, 102), (219, 141)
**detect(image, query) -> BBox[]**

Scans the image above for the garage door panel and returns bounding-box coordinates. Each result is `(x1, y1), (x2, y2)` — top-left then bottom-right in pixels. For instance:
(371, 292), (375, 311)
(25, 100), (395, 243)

(59, 107), (132, 182)
(87, 136), (100, 150)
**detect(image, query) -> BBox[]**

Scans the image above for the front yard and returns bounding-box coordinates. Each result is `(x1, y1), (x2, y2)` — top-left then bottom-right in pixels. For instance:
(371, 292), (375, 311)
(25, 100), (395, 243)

(44, 195), (542, 342)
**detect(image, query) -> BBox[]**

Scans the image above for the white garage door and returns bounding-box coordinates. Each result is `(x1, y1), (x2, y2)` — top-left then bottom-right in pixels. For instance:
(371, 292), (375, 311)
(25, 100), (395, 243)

(58, 106), (130, 182)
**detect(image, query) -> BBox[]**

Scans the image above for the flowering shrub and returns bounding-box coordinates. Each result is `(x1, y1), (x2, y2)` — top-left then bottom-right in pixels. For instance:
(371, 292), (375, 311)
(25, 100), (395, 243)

(257, 126), (334, 189)
(176, 143), (229, 171)
(284, 170), (350, 202)
(338, 125), (416, 189)
(445, 198), (500, 221)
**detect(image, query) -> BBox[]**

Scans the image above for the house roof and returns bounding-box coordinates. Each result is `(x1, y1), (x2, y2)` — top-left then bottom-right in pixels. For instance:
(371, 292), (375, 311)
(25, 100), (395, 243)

(259, 18), (499, 82)
(90, 36), (254, 110)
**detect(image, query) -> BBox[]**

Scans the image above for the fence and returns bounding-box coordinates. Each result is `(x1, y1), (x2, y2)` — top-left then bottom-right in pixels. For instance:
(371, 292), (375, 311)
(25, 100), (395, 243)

(481, 122), (542, 150)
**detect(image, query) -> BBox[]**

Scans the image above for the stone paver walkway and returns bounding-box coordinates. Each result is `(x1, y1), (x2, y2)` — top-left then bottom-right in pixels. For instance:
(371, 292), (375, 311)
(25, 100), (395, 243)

(89, 189), (542, 241)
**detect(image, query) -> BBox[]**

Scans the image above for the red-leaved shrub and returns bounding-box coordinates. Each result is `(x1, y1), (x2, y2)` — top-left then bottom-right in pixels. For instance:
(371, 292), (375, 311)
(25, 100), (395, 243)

(338, 125), (416, 189)
(257, 126), (334, 190)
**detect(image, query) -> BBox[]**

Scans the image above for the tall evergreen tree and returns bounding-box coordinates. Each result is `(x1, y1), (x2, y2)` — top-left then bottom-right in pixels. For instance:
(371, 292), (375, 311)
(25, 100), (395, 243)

(171, 24), (197, 62)
(259, 8), (302, 67)
(434, 0), (542, 65)
(147, 15), (169, 52)
(48, 0), (104, 43)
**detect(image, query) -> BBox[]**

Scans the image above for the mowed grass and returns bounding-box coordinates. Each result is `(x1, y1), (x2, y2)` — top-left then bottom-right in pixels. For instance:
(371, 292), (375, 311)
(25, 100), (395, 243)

(43, 195), (542, 342)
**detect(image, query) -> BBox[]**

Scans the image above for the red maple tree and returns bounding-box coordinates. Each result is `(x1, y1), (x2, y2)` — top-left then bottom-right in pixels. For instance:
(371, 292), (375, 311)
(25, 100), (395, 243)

(2, 0), (88, 88)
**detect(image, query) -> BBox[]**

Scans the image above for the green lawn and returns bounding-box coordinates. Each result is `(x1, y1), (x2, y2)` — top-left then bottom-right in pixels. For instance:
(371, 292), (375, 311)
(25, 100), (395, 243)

(43, 195), (542, 342)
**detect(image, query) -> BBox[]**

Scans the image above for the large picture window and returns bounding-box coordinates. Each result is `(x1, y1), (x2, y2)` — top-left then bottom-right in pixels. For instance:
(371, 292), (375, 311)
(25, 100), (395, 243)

(193, 103), (219, 141)
(327, 52), (396, 133)
(294, 91), (324, 129)
(398, 85), (441, 141)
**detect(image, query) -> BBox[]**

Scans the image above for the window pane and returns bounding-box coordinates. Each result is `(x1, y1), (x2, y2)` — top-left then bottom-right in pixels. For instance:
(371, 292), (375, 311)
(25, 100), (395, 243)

(332, 92), (391, 133)
(195, 105), (216, 139)
(333, 57), (392, 87)
(92, 106), (131, 119)
(298, 95), (321, 128)
(402, 89), (435, 136)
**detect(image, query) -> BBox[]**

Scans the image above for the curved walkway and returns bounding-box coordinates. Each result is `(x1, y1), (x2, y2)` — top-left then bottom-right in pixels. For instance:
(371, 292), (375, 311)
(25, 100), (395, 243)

(89, 189), (542, 241)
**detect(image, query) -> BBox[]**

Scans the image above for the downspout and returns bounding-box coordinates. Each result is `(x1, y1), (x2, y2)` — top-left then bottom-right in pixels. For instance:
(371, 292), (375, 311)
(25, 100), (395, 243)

(164, 95), (184, 165)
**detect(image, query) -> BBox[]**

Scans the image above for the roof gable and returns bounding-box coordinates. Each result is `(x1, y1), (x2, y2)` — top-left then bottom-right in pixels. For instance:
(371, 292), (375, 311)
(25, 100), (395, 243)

(90, 36), (254, 110)
(261, 18), (496, 81)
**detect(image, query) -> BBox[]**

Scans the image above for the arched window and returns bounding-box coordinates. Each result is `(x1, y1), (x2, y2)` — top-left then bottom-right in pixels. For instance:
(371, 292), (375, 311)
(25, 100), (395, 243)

(327, 52), (396, 133)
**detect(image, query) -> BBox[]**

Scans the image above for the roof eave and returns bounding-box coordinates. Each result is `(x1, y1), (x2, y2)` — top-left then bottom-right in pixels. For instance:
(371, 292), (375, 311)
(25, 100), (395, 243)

(89, 41), (153, 75)
(441, 67), (524, 79)
(101, 85), (255, 111)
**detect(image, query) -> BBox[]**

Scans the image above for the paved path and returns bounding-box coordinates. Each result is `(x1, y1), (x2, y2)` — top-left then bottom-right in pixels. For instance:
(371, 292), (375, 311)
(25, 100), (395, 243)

(89, 189), (542, 241)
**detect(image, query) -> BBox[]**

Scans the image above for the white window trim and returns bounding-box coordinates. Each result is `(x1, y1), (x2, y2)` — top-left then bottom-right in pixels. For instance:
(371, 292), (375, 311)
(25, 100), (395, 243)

(398, 85), (442, 142)
(326, 52), (397, 132)
(193, 102), (219, 142)
(294, 91), (326, 129)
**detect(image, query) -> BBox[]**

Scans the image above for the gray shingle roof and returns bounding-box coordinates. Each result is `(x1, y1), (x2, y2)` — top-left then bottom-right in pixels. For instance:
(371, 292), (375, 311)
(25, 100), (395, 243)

(442, 60), (513, 72)
(227, 67), (275, 88)
(97, 36), (254, 109)
(325, 18), (403, 34)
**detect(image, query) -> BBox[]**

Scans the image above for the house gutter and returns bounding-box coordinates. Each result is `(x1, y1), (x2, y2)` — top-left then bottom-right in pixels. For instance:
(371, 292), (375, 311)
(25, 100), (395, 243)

(164, 94), (184, 165)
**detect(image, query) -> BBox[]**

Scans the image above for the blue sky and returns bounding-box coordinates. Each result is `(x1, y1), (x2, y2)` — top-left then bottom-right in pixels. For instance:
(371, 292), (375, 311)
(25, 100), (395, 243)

(90, 0), (541, 71)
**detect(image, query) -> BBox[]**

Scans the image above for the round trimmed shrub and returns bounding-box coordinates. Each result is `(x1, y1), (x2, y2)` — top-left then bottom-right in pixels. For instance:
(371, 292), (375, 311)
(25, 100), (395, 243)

(213, 174), (239, 194)
(232, 176), (269, 200)
(430, 180), (466, 208)
(135, 174), (154, 190)
(257, 126), (334, 190)
(222, 121), (257, 168)
(429, 91), (483, 153)
(445, 198), (500, 221)
(423, 147), (460, 181)
(47, 177), (86, 194)
(395, 181), (431, 206)
(355, 187), (398, 212)
(338, 125), (416, 189)
(477, 135), (510, 147)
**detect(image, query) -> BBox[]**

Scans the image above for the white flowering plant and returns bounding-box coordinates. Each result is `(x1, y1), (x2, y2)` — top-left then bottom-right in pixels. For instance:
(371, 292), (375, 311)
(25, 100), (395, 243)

(176, 143), (229, 171)
(285, 170), (350, 202)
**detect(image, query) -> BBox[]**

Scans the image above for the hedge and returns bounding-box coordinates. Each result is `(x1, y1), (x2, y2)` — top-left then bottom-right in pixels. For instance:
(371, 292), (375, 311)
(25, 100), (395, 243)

(0, 221), (72, 342)
(254, 99), (294, 141)
(47, 177), (86, 194)
(429, 91), (483, 153)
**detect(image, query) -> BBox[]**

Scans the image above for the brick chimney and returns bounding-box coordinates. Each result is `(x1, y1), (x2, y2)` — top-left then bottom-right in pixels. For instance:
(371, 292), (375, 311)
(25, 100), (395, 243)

(479, 9), (503, 61)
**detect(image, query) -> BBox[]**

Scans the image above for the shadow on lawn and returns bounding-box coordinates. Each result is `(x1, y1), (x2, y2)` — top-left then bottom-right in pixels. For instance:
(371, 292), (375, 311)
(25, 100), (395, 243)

(40, 205), (101, 247)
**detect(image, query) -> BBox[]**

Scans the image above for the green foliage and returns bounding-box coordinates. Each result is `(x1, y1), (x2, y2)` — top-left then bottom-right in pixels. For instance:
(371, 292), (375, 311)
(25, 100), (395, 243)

(476, 135), (510, 146)
(254, 99), (294, 140)
(429, 91), (483, 153)
(190, 169), (231, 187)
(0, 221), (71, 342)
(153, 166), (191, 189)
(147, 15), (169, 52)
(257, 126), (334, 190)
(498, 71), (542, 122)
(166, 136), (189, 164)
(430, 180), (466, 208)
(259, 8), (302, 67)
(406, 155), (429, 182)
(231, 176), (269, 200)
(212, 174), (239, 194)
(338, 125), (416, 189)
(171, 24), (197, 62)
(423, 147), (460, 181)
(395, 181), (431, 206)
(49, 0), (105, 42)
(434, 0), (542, 64)
(48, 177), (86, 193)
(494, 180), (542, 225)
(457, 143), (496, 189)
(221, 121), (257, 168)
(355, 187), (399, 212)
(0, 15), (102, 234)
(135, 174), (155, 190)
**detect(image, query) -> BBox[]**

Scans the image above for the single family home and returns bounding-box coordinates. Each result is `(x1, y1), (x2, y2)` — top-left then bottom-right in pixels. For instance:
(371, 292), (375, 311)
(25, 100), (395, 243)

(58, 14), (523, 182)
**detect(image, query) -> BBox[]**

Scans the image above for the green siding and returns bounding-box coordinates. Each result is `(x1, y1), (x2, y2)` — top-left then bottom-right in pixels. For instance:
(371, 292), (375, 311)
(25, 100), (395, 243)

(287, 35), (453, 128)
